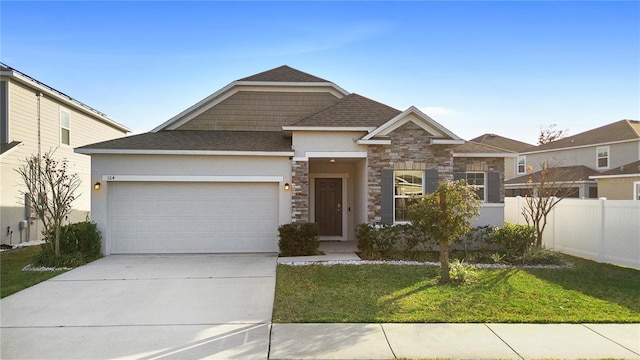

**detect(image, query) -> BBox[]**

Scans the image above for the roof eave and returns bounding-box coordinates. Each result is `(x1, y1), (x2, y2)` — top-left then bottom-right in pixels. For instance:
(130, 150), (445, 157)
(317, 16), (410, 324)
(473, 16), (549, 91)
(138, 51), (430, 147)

(74, 148), (294, 157)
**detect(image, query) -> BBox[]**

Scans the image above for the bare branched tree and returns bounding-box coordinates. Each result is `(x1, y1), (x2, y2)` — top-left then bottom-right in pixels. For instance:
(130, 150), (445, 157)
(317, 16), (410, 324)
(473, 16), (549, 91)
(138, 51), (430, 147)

(538, 124), (568, 145)
(15, 151), (81, 256)
(521, 161), (576, 247)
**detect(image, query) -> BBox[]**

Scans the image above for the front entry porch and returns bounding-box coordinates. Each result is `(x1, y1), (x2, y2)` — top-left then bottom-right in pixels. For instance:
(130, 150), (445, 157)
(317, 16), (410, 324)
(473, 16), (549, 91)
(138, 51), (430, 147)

(292, 156), (368, 241)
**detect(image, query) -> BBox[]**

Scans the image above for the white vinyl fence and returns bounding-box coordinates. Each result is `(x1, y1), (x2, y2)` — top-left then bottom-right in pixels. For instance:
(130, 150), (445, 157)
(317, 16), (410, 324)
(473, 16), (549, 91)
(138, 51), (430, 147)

(505, 197), (640, 269)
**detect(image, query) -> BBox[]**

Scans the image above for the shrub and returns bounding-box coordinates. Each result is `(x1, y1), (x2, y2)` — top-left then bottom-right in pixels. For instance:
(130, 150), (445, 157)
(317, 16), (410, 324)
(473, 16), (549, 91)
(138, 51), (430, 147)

(455, 225), (495, 254)
(356, 223), (376, 256)
(448, 259), (478, 285)
(516, 246), (564, 265)
(278, 222), (319, 257)
(490, 223), (536, 257)
(356, 223), (433, 258)
(35, 220), (102, 268)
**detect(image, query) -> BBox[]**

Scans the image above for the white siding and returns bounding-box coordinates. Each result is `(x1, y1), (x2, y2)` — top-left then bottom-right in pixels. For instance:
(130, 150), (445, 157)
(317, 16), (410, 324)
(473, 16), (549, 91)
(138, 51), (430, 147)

(1, 79), (128, 244)
(524, 141), (640, 172)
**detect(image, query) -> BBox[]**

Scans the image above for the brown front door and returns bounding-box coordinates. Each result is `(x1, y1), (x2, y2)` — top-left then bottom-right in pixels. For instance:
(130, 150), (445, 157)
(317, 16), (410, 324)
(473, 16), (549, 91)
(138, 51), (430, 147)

(315, 178), (342, 236)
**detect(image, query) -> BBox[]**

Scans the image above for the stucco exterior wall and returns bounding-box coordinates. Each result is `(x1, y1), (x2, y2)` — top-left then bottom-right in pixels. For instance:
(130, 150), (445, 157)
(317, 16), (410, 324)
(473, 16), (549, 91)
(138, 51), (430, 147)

(1, 79), (127, 244)
(597, 176), (640, 200)
(292, 131), (368, 156)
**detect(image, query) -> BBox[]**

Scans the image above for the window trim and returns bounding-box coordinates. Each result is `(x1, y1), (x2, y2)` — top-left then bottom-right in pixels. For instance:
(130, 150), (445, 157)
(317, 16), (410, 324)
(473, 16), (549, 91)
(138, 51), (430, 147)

(393, 170), (424, 223)
(517, 155), (526, 174)
(466, 171), (487, 202)
(596, 146), (609, 169)
(60, 108), (70, 146)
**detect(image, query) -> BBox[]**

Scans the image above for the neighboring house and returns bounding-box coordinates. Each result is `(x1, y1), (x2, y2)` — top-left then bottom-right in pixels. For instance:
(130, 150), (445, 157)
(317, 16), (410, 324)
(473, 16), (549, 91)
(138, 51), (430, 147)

(505, 119), (640, 198)
(77, 65), (509, 255)
(469, 133), (533, 180)
(589, 160), (640, 200)
(0, 63), (130, 245)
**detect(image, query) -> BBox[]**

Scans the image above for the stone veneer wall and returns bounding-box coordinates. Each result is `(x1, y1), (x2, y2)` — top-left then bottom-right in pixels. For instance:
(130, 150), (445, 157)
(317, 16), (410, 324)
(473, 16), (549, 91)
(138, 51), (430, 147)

(367, 121), (454, 223)
(453, 157), (505, 202)
(291, 159), (309, 222)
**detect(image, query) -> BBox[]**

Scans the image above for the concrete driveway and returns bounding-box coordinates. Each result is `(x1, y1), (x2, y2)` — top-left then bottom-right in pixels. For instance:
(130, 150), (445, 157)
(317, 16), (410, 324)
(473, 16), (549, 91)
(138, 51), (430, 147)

(1, 254), (277, 359)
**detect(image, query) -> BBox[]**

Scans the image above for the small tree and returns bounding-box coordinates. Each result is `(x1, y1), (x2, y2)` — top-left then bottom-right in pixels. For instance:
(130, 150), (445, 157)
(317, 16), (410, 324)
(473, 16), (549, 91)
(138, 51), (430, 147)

(538, 124), (568, 145)
(406, 180), (480, 284)
(521, 161), (576, 247)
(16, 151), (81, 256)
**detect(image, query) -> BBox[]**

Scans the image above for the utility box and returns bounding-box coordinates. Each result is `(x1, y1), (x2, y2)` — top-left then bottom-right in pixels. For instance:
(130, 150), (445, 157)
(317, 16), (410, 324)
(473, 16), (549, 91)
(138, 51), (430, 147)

(19, 220), (28, 229)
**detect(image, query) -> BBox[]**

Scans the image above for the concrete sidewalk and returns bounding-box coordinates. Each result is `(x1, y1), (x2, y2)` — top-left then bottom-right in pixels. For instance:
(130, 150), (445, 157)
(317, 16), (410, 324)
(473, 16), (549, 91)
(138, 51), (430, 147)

(269, 323), (640, 360)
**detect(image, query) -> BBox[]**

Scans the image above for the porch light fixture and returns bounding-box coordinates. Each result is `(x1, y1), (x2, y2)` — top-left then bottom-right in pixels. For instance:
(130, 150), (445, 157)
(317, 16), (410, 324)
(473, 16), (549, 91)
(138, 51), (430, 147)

(329, 159), (336, 163)
(94, 182), (101, 190)
(284, 183), (290, 191)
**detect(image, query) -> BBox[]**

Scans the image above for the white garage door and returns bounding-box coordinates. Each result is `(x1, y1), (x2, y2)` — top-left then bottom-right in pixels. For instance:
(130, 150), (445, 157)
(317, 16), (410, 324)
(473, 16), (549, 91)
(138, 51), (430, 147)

(109, 182), (279, 254)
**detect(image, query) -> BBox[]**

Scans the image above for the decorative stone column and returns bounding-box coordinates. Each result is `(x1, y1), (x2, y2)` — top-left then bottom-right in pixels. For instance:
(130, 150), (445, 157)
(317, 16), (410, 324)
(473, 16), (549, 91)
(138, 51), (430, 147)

(291, 159), (309, 222)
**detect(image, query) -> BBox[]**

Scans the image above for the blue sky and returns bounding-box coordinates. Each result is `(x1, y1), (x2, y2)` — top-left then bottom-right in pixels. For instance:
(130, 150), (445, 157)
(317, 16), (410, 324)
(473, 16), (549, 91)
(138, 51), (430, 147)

(2, 1), (639, 144)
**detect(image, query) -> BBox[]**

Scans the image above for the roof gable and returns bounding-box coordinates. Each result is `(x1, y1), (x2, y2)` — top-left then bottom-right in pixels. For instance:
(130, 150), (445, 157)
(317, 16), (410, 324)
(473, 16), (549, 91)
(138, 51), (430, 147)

(152, 66), (348, 132)
(238, 65), (330, 83)
(361, 106), (462, 143)
(524, 120), (640, 153)
(285, 93), (401, 129)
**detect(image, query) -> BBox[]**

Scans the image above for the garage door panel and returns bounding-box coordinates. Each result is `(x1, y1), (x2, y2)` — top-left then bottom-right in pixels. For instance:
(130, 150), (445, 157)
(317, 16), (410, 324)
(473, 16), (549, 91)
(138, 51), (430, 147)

(109, 182), (279, 254)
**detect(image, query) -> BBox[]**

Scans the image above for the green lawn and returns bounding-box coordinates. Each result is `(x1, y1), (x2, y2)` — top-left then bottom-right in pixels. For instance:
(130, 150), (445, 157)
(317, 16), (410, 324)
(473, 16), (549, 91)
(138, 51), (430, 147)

(273, 256), (640, 323)
(0, 246), (68, 298)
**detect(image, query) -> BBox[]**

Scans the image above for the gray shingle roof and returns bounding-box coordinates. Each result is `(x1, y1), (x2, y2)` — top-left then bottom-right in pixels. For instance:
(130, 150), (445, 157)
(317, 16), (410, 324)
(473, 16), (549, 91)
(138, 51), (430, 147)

(454, 141), (516, 155)
(290, 93), (402, 128)
(505, 165), (599, 185)
(593, 160), (640, 176)
(76, 131), (292, 152)
(238, 65), (330, 83)
(526, 120), (640, 152)
(470, 133), (533, 152)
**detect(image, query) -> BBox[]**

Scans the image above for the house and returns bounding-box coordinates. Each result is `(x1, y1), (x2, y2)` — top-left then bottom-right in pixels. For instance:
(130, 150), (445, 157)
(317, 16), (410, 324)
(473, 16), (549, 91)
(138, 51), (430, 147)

(469, 133), (533, 180)
(504, 119), (640, 198)
(76, 65), (509, 255)
(589, 160), (640, 200)
(1, 63), (130, 245)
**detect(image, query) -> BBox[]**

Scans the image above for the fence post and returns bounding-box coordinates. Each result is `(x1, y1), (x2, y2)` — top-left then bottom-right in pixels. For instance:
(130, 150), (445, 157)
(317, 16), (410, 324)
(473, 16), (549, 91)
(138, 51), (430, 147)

(598, 198), (606, 263)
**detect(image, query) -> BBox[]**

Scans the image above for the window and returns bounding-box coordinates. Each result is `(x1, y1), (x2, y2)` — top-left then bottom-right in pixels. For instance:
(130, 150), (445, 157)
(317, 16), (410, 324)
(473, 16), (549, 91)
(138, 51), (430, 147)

(60, 109), (70, 145)
(394, 170), (423, 222)
(634, 182), (640, 201)
(596, 146), (609, 169)
(517, 156), (526, 174)
(466, 172), (486, 201)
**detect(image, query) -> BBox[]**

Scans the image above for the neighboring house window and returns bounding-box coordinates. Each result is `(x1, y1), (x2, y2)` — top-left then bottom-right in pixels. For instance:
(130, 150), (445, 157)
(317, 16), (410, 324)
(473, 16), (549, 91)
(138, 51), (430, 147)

(517, 156), (526, 174)
(60, 109), (70, 145)
(634, 181), (640, 201)
(394, 170), (423, 222)
(465, 172), (486, 201)
(596, 146), (609, 169)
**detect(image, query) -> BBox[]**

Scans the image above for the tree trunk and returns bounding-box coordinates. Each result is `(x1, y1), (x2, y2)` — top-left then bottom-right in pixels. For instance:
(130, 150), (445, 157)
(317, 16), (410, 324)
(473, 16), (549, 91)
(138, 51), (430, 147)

(439, 191), (450, 284)
(439, 239), (450, 284)
(54, 222), (61, 256)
